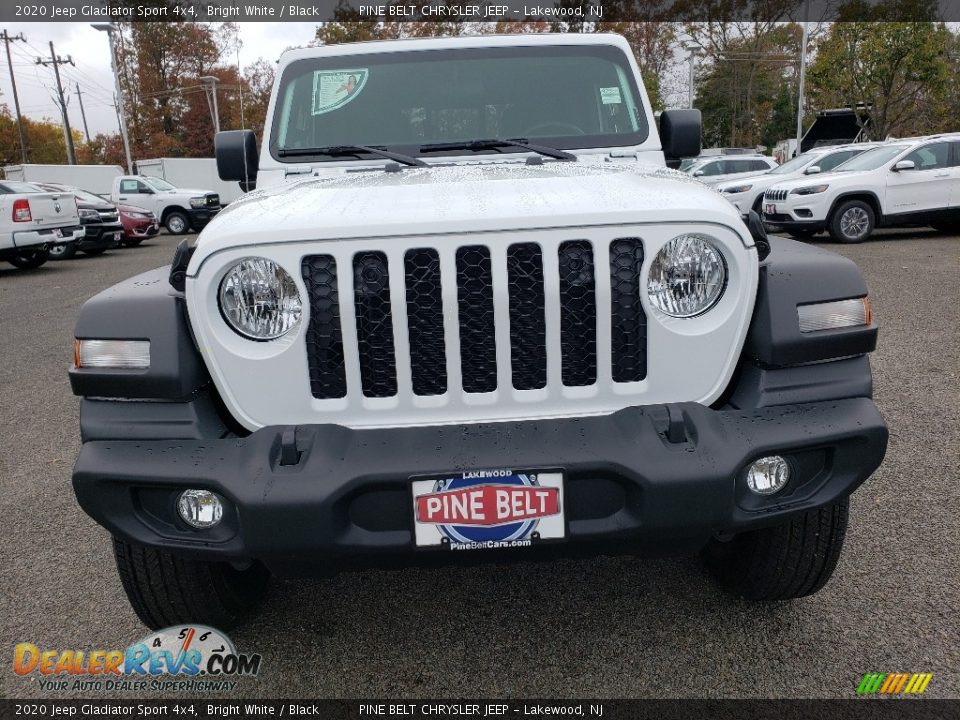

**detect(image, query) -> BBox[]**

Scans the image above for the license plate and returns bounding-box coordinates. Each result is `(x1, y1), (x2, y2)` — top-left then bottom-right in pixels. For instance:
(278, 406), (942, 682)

(53, 228), (63, 238)
(411, 469), (565, 550)
(765, 203), (776, 215)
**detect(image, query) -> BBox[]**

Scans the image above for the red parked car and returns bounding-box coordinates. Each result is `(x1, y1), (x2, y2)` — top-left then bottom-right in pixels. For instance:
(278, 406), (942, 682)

(118, 204), (160, 246)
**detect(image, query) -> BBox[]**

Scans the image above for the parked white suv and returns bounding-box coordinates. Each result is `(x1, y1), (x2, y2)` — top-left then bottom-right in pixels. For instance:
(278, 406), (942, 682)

(718, 143), (880, 216)
(763, 134), (960, 242)
(684, 155), (778, 186)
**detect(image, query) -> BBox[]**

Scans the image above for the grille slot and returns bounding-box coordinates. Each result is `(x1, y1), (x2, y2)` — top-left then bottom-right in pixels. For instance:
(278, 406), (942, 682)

(558, 240), (597, 387)
(404, 249), (447, 396)
(353, 251), (397, 398)
(507, 243), (547, 390)
(609, 238), (647, 383)
(456, 245), (498, 393)
(301, 255), (347, 399)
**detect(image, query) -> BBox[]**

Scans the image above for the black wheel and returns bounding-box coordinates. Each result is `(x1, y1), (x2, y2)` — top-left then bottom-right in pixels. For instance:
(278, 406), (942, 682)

(122, 238), (144, 247)
(112, 536), (270, 630)
(7, 248), (49, 270)
(165, 211), (190, 235)
(701, 498), (849, 600)
(48, 241), (78, 260)
(82, 247), (107, 257)
(787, 228), (818, 239)
(829, 200), (875, 243)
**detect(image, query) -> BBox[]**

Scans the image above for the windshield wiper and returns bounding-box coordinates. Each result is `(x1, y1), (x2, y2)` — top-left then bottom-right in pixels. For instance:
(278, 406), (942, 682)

(277, 144), (427, 167)
(419, 138), (577, 162)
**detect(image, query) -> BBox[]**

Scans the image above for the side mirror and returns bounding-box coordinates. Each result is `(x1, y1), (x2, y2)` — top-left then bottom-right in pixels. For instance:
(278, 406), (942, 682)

(693, 169), (705, 177)
(805, 166), (821, 175)
(892, 160), (915, 172)
(216, 129), (259, 191)
(659, 109), (702, 164)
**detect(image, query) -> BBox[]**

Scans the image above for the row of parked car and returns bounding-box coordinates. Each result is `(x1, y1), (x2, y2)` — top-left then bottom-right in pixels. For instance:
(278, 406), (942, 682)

(0, 175), (221, 270)
(697, 133), (960, 243)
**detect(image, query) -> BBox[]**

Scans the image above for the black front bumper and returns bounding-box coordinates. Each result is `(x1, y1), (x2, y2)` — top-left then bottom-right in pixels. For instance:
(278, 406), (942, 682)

(762, 214), (827, 232)
(79, 222), (124, 250)
(187, 207), (220, 229)
(73, 398), (887, 576)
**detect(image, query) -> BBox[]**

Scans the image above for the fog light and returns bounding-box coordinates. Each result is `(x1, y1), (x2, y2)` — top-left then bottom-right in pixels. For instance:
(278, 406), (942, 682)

(177, 489), (223, 528)
(746, 456), (790, 495)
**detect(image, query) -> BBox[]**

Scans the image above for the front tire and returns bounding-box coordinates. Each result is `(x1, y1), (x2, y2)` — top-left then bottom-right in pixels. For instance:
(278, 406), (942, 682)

(7, 248), (49, 269)
(701, 498), (849, 600)
(112, 536), (270, 630)
(829, 200), (875, 243)
(165, 211), (189, 235)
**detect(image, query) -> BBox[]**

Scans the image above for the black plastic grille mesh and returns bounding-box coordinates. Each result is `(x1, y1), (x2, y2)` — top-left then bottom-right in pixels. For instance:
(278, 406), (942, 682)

(353, 251), (397, 398)
(558, 240), (597, 387)
(609, 238), (648, 382)
(301, 255), (347, 399)
(404, 249), (447, 396)
(456, 245), (497, 393)
(507, 243), (547, 390)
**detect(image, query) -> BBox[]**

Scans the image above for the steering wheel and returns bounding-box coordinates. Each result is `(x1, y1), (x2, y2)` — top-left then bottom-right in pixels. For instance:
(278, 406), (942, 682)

(523, 121), (586, 136)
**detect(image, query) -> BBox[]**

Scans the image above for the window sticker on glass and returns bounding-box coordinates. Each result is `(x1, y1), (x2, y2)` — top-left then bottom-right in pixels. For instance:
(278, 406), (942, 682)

(311, 69), (369, 115)
(600, 87), (622, 105)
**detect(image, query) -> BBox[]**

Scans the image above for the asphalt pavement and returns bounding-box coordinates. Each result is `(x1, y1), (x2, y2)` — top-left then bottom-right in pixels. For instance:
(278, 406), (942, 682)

(1, 229), (957, 699)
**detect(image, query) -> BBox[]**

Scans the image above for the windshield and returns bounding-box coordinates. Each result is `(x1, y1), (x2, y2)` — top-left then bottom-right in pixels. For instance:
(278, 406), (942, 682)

(769, 153), (820, 174)
(144, 176), (175, 191)
(834, 145), (908, 172)
(271, 45), (648, 161)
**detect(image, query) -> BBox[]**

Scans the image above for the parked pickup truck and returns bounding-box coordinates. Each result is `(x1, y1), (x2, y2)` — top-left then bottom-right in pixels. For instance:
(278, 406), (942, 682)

(33, 183), (124, 259)
(71, 34), (887, 630)
(0, 179), (84, 270)
(110, 175), (221, 234)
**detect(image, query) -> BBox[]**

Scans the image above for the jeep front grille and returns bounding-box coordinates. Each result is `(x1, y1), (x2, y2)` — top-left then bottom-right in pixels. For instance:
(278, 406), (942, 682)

(301, 238), (646, 401)
(764, 189), (788, 202)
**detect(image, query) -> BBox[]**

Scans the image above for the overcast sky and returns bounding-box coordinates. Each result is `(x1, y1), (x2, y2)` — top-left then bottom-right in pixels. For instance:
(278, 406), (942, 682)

(0, 22), (319, 138)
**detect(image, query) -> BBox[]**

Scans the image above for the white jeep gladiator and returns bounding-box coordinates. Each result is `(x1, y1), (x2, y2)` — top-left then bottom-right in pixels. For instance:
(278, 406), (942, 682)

(70, 34), (887, 630)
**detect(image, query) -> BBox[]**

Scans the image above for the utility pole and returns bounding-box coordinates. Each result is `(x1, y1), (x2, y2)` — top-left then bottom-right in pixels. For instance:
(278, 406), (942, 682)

(36, 41), (76, 164)
(92, 23), (132, 173)
(199, 75), (221, 132)
(75, 82), (90, 142)
(1, 30), (29, 163)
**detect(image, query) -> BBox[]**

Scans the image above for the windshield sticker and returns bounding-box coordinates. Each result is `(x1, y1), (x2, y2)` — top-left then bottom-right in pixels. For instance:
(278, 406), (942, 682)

(311, 69), (369, 115)
(600, 87), (622, 105)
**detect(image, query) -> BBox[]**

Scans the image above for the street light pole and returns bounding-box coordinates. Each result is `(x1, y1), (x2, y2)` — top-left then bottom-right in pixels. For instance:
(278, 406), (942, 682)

(795, 0), (811, 157)
(92, 23), (133, 174)
(685, 43), (701, 109)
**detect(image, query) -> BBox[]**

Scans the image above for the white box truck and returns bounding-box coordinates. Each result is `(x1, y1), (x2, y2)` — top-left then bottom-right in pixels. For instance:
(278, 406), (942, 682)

(135, 158), (245, 205)
(3, 164), (124, 197)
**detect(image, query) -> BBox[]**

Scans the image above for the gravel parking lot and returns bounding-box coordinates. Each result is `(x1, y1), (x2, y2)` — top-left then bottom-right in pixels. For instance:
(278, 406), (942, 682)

(1, 229), (957, 699)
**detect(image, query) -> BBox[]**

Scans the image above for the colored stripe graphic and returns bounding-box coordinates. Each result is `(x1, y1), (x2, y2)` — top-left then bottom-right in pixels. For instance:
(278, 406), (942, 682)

(857, 673), (932, 695)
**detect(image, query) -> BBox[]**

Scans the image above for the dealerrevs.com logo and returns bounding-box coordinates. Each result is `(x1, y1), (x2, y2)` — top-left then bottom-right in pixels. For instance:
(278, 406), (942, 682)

(13, 625), (261, 693)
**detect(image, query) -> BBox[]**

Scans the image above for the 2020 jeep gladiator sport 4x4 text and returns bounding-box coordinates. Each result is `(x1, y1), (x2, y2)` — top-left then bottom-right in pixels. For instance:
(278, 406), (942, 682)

(70, 35), (887, 630)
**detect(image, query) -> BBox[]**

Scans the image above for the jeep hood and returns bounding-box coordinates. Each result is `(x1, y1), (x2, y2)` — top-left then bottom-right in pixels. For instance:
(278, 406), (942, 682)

(191, 162), (751, 265)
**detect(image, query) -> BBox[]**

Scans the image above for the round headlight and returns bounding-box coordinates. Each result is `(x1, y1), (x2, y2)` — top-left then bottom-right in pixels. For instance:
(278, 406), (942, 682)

(219, 257), (302, 340)
(647, 234), (726, 318)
